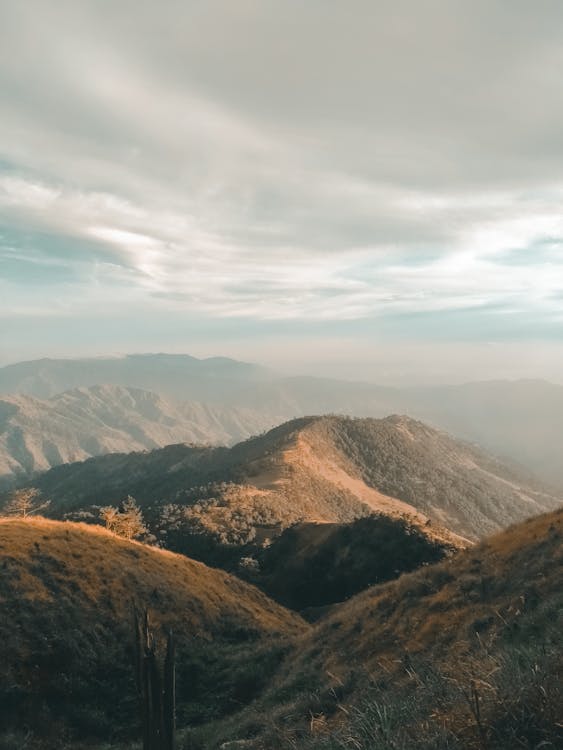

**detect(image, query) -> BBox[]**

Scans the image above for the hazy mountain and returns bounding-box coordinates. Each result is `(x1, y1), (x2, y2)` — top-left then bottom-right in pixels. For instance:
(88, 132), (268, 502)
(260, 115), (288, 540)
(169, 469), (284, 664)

(3, 355), (563, 488)
(0, 353), (273, 401)
(0, 384), (277, 487)
(26, 416), (561, 555)
(0, 517), (305, 746)
(230, 377), (563, 489)
(400, 379), (563, 488)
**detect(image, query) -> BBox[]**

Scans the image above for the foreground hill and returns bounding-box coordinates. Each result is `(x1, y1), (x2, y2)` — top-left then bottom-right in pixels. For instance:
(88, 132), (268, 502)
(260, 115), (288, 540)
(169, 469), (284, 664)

(0, 518), (305, 749)
(0, 384), (275, 486)
(203, 508), (563, 750)
(0, 512), (559, 750)
(26, 416), (561, 560)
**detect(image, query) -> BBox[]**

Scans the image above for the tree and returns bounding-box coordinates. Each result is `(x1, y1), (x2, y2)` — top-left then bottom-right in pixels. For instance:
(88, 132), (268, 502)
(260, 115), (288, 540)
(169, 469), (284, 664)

(119, 496), (148, 540)
(99, 505), (120, 534)
(99, 496), (148, 540)
(2, 488), (50, 518)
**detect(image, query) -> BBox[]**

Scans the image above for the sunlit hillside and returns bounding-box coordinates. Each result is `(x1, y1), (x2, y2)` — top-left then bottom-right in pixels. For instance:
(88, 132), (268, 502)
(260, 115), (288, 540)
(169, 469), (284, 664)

(26, 416), (560, 566)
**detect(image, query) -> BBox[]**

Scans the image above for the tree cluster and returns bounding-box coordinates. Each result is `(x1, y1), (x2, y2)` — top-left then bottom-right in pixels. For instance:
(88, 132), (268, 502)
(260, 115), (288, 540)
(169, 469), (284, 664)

(99, 496), (148, 540)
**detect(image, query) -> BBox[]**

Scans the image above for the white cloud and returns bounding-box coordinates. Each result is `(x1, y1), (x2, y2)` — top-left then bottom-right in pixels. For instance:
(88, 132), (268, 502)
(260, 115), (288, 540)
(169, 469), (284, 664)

(1, 0), (563, 373)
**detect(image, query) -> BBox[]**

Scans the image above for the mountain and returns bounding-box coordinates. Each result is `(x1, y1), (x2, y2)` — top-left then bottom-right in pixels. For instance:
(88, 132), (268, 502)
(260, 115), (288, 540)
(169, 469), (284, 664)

(400, 379), (563, 488)
(0, 384), (276, 487)
(0, 353), (273, 401)
(230, 377), (563, 489)
(24, 416), (561, 559)
(0, 517), (305, 749)
(203, 507), (563, 750)
(4, 355), (563, 488)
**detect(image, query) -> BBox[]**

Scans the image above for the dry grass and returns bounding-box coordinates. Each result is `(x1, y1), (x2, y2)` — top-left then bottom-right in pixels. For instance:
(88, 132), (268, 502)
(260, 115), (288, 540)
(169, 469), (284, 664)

(0, 517), (305, 636)
(202, 508), (563, 749)
(0, 509), (561, 749)
(0, 518), (308, 748)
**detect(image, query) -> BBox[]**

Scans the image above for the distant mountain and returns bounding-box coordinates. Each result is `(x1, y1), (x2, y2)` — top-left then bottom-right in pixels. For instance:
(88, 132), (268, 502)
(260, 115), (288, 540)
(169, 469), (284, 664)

(0, 384), (277, 486)
(228, 377), (563, 489)
(25, 416), (561, 557)
(399, 379), (563, 489)
(0, 353), (273, 401)
(0, 518), (304, 746)
(3, 355), (563, 488)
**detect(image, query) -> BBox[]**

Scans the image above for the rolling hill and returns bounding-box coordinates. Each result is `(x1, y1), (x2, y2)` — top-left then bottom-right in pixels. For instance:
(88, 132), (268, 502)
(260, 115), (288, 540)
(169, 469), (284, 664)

(0, 518), (306, 749)
(23, 416), (561, 560)
(0, 384), (276, 487)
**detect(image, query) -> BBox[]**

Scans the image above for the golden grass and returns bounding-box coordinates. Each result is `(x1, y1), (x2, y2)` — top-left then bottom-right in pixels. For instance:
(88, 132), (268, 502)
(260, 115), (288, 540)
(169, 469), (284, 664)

(0, 517), (307, 639)
(202, 508), (563, 748)
(313, 507), (562, 669)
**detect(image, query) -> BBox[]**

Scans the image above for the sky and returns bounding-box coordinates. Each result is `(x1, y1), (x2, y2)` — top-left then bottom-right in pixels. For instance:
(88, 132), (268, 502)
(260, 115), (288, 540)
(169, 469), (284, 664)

(1, 0), (563, 384)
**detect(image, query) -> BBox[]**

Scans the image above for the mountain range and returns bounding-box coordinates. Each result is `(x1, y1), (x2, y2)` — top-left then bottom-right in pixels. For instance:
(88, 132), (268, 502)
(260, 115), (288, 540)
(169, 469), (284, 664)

(1, 356), (562, 750)
(0, 384), (276, 487)
(2, 354), (563, 488)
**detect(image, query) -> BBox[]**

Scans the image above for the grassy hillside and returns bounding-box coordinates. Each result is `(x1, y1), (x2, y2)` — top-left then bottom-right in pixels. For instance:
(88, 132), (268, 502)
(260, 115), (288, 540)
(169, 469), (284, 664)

(0, 518), (306, 749)
(0, 510), (560, 750)
(207, 508), (563, 749)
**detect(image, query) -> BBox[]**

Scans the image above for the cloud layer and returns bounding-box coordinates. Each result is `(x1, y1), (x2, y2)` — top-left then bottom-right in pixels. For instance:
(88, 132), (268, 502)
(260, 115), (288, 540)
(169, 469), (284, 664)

(1, 1), (563, 378)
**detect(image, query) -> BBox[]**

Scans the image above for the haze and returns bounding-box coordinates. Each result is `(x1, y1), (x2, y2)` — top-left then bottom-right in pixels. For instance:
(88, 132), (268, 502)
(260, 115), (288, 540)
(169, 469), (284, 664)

(1, 1), (563, 383)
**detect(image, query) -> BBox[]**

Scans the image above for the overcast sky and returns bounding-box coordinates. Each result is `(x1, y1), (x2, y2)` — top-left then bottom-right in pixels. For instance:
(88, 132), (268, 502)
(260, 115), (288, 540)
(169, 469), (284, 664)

(1, 1), (563, 383)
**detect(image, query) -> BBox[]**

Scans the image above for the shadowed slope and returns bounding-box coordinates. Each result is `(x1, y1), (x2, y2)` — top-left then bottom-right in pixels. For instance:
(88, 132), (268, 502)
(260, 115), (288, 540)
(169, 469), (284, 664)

(239, 515), (457, 612)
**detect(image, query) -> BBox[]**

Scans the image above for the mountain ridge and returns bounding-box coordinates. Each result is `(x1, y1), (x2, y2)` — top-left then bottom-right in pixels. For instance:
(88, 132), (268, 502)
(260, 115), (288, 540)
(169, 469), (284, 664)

(20, 415), (561, 554)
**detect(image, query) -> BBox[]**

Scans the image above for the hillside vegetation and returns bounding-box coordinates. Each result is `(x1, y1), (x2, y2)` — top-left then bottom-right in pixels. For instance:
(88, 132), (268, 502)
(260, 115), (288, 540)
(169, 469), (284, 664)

(0, 518), (306, 749)
(239, 515), (456, 612)
(24, 416), (560, 559)
(200, 508), (563, 750)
